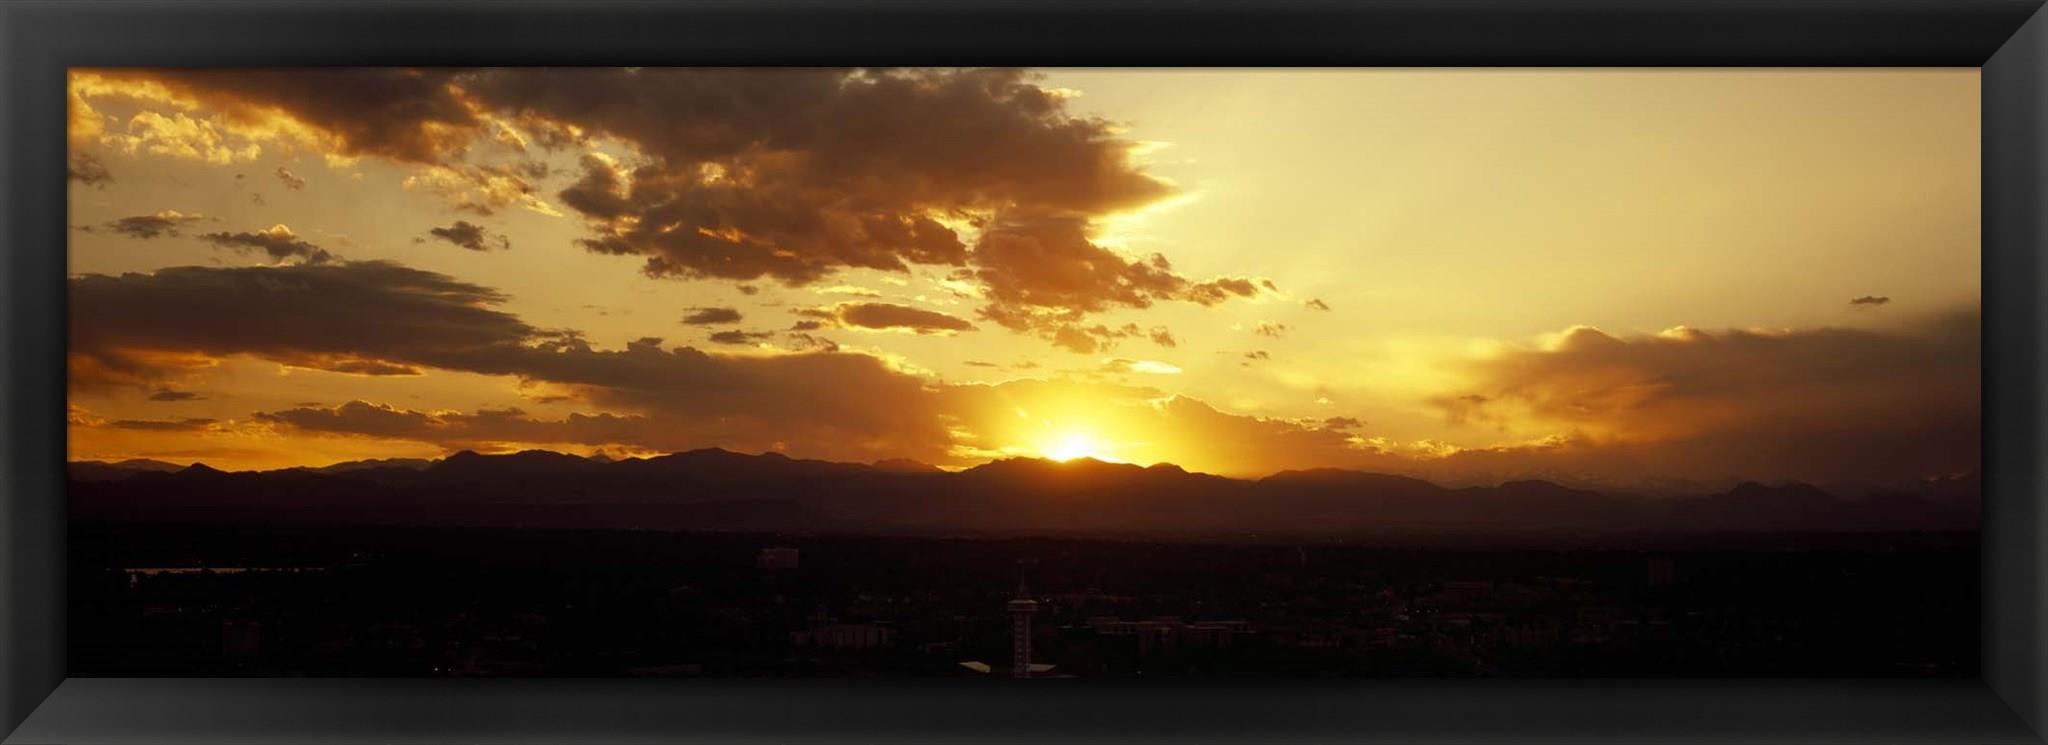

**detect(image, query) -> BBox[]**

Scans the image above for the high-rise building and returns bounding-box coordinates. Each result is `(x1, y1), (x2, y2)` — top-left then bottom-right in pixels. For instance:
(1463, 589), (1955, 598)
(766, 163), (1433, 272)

(1009, 558), (1039, 678)
(1647, 555), (1677, 589)
(1008, 596), (1038, 678)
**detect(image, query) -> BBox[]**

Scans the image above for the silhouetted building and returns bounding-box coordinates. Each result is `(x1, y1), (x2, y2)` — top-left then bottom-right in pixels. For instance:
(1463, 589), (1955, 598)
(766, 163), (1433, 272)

(1648, 555), (1677, 588)
(792, 624), (890, 649)
(222, 619), (262, 658)
(1009, 597), (1038, 677)
(756, 547), (799, 570)
(1010, 559), (1039, 678)
(1082, 616), (1253, 655)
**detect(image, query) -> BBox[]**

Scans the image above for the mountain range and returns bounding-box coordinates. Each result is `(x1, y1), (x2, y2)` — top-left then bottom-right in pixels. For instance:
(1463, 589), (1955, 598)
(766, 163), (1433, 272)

(67, 449), (1980, 537)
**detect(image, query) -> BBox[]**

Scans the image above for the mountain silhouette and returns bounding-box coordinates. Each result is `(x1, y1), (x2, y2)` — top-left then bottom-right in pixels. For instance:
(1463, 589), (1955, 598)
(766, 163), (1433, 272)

(69, 458), (185, 481)
(871, 457), (942, 474)
(312, 457), (435, 474)
(67, 449), (1979, 537)
(174, 462), (226, 478)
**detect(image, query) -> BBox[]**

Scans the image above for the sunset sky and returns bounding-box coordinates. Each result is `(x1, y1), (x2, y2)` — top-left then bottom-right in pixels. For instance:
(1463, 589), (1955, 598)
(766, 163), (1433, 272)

(66, 68), (1981, 487)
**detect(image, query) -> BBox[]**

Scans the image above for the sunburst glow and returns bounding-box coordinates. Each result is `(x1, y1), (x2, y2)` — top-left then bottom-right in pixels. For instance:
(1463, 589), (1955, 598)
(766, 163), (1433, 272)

(1042, 432), (1115, 463)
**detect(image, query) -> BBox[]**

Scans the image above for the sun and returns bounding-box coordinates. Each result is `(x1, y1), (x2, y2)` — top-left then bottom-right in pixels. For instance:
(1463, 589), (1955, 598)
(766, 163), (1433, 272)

(1042, 432), (1116, 463)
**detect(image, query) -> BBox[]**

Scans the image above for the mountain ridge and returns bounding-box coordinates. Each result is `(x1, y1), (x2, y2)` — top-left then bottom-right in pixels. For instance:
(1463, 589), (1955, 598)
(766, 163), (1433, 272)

(67, 448), (1979, 536)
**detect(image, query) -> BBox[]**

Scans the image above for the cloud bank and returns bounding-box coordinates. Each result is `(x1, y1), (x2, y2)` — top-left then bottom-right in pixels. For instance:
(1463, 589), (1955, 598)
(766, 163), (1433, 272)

(72, 67), (1279, 352)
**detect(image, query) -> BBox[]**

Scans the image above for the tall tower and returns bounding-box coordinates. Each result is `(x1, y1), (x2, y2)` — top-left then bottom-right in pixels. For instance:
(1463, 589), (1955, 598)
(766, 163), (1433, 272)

(1008, 559), (1039, 678)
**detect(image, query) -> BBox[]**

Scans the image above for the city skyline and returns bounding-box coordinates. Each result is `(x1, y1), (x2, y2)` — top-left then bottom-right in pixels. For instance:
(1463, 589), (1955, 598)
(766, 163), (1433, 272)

(67, 68), (1980, 486)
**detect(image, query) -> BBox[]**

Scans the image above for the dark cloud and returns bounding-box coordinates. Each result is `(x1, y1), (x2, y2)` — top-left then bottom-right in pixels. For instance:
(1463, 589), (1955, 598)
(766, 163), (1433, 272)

(90, 68), (482, 163)
(681, 307), (743, 325)
(274, 167), (306, 190)
(148, 388), (206, 402)
(1322, 416), (1364, 430)
(785, 333), (840, 353)
(426, 220), (509, 252)
(84, 68), (1276, 350)
(320, 359), (423, 376)
(69, 152), (114, 186)
(1244, 350), (1270, 361)
(104, 210), (205, 239)
(70, 259), (961, 462)
(553, 153), (632, 222)
(1051, 326), (1105, 354)
(789, 319), (825, 331)
(196, 224), (334, 264)
(1305, 298), (1332, 311)
(970, 218), (1270, 344)
(1025, 321), (1162, 355)
(255, 400), (436, 438)
(800, 302), (975, 334)
(1185, 277), (1276, 307)
(1429, 312), (1980, 484)
(107, 418), (218, 432)
(476, 341), (957, 462)
(708, 329), (774, 345)
(1850, 295), (1891, 307)
(465, 68), (1158, 285)
(557, 150), (969, 283)
(69, 261), (530, 387)
(1254, 322), (1290, 339)
(256, 401), (650, 449)
(75, 69), (555, 213)
(971, 217), (1185, 316)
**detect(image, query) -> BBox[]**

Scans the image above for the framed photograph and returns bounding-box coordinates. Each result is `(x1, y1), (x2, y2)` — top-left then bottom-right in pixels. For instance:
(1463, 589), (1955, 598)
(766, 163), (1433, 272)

(5, 1), (2045, 742)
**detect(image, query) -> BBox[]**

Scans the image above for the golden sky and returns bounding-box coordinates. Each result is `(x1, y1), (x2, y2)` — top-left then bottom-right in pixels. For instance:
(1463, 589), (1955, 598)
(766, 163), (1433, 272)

(65, 68), (1981, 487)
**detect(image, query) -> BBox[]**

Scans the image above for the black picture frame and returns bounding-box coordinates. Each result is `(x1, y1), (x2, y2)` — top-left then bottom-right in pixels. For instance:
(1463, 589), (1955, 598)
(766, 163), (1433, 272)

(4, 1), (2043, 742)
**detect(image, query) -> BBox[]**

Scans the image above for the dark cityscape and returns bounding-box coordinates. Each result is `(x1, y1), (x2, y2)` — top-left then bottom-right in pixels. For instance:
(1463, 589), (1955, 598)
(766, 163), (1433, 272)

(70, 523), (1976, 678)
